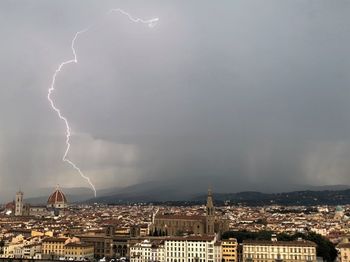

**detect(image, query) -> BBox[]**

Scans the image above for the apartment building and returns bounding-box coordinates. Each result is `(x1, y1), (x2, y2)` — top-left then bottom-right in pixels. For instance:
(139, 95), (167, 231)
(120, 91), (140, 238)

(165, 235), (222, 262)
(222, 238), (238, 262)
(129, 235), (222, 262)
(242, 239), (317, 262)
(42, 237), (68, 259)
(64, 242), (94, 261)
(337, 242), (350, 262)
(21, 243), (42, 259)
(130, 239), (165, 262)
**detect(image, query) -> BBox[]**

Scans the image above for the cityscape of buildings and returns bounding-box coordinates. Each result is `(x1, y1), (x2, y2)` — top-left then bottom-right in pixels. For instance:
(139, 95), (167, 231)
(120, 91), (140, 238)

(2, 1), (348, 261)
(0, 187), (349, 261)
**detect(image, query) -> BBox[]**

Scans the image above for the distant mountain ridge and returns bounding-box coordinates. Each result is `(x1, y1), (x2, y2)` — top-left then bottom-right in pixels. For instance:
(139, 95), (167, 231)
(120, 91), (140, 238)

(17, 183), (350, 206)
(85, 181), (190, 203)
(191, 189), (350, 206)
(88, 189), (350, 206)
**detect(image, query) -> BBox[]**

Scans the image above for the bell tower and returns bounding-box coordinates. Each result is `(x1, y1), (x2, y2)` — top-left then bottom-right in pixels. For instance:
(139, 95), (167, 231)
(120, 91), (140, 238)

(206, 188), (215, 235)
(15, 191), (23, 216)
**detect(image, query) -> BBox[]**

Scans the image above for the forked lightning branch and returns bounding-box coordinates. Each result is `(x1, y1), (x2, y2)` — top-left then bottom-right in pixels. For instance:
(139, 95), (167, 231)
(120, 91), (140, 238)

(47, 9), (159, 197)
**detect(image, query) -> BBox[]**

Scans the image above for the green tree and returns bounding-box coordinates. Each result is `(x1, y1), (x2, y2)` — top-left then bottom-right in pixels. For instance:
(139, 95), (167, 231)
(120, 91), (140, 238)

(302, 232), (337, 262)
(0, 240), (4, 255)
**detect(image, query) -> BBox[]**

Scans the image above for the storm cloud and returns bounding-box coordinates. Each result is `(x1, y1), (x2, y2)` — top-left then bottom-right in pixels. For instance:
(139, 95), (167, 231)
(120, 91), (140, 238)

(1, 0), (350, 199)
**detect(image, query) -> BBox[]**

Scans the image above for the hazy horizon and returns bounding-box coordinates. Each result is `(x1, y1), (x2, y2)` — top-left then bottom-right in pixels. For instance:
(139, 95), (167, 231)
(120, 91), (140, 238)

(2, 181), (350, 204)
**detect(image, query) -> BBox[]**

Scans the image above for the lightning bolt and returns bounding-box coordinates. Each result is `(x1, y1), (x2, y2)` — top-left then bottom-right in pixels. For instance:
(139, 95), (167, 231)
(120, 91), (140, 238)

(47, 9), (159, 197)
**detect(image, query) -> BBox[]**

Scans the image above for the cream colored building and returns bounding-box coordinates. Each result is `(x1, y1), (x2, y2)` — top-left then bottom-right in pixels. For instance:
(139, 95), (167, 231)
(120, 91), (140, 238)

(42, 237), (92, 260)
(1, 235), (25, 258)
(0, 234), (43, 259)
(130, 235), (222, 262)
(130, 239), (165, 262)
(31, 230), (53, 238)
(165, 235), (222, 262)
(42, 237), (68, 259)
(2, 242), (23, 258)
(64, 242), (94, 261)
(21, 243), (42, 259)
(242, 239), (317, 262)
(222, 238), (238, 262)
(337, 242), (350, 262)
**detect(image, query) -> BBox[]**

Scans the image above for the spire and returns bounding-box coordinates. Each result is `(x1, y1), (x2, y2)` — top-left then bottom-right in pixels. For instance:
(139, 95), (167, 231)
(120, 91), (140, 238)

(206, 188), (213, 209)
(206, 188), (214, 217)
(17, 187), (23, 194)
(205, 188), (215, 235)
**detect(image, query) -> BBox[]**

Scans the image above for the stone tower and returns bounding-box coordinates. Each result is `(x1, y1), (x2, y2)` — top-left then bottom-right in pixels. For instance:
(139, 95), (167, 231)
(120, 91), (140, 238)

(15, 191), (23, 216)
(206, 188), (215, 235)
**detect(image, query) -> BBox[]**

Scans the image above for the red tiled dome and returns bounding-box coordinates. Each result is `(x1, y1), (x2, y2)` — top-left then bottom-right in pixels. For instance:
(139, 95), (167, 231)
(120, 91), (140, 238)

(5, 201), (15, 210)
(47, 187), (67, 205)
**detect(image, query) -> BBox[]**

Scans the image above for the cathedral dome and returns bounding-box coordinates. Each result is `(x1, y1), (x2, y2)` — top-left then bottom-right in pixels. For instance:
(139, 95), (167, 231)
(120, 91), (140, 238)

(47, 186), (68, 209)
(5, 201), (15, 211)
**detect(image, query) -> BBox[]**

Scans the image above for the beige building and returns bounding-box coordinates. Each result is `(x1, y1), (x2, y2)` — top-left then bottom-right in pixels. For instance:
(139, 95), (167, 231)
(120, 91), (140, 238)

(1, 235), (26, 258)
(164, 235), (221, 262)
(242, 239), (317, 262)
(337, 242), (350, 262)
(2, 242), (23, 258)
(130, 235), (222, 262)
(65, 242), (94, 261)
(42, 237), (68, 259)
(222, 238), (238, 262)
(21, 243), (42, 259)
(130, 239), (165, 262)
(31, 230), (53, 238)
(42, 237), (92, 260)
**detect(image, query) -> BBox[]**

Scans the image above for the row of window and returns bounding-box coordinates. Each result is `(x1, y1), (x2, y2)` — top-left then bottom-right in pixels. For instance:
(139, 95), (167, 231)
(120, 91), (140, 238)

(245, 253), (315, 260)
(167, 247), (208, 252)
(65, 251), (83, 255)
(167, 242), (209, 247)
(244, 246), (314, 253)
(130, 248), (215, 256)
(43, 250), (63, 254)
(43, 245), (64, 249)
(167, 252), (208, 258)
(223, 248), (236, 252)
(166, 259), (210, 262)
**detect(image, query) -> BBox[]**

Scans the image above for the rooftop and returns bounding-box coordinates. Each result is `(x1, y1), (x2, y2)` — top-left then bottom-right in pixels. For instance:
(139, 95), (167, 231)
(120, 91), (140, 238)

(243, 240), (317, 247)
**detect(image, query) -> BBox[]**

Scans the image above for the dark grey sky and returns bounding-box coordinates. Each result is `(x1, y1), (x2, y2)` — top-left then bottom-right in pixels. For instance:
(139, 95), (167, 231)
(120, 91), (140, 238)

(1, 0), (350, 199)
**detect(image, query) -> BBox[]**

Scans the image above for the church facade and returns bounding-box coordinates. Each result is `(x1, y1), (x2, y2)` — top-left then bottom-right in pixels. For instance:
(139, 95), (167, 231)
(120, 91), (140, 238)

(151, 189), (229, 236)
